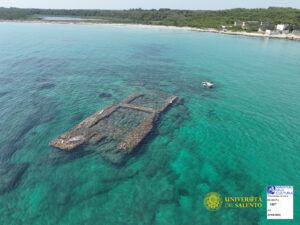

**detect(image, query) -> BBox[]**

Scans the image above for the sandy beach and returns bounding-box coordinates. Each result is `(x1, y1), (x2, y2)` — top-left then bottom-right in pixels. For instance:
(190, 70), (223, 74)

(1, 19), (300, 41)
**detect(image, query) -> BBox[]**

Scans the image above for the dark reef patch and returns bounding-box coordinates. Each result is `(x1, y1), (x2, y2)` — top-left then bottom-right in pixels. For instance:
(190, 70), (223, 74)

(196, 68), (211, 73)
(0, 120), (41, 161)
(130, 81), (146, 87)
(0, 78), (14, 84)
(143, 154), (168, 178)
(70, 112), (85, 124)
(133, 44), (165, 57)
(30, 131), (38, 136)
(35, 78), (51, 83)
(130, 44), (176, 64)
(101, 168), (138, 183)
(0, 96), (58, 162)
(0, 163), (29, 195)
(11, 57), (70, 69)
(43, 146), (95, 166)
(158, 99), (191, 136)
(98, 93), (112, 98)
(178, 188), (190, 196)
(0, 92), (9, 98)
(34, 83), (56, 91)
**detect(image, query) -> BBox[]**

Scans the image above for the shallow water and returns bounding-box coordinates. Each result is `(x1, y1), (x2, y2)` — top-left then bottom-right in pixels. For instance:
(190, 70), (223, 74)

(40, 16), (107, 21)
(0, 22), (299, 225)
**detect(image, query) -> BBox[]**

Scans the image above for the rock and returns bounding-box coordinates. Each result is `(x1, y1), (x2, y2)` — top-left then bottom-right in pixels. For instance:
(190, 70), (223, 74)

(88, 134), (105, 144)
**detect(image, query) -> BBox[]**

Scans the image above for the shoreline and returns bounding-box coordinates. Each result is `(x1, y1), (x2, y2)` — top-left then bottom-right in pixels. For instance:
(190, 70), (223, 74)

(1, 19), (300, 42)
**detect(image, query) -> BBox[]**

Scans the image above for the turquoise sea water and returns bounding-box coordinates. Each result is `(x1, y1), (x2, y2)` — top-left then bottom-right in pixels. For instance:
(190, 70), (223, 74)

(0, 22), (299, 225)
(40, 17), (107, 21)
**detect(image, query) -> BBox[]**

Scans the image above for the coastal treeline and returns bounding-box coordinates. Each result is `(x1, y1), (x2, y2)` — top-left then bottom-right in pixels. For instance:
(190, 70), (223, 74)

(0, 7), (299, 28)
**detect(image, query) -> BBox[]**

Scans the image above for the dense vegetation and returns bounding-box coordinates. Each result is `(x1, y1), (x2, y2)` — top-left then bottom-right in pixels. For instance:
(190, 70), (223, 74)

(1, 7), (299, 29)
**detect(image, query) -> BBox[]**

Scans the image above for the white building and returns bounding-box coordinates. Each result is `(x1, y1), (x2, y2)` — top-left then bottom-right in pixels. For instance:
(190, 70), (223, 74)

(265, 30), (280, 35)
(276, 24), (289, 31)
(265, 30), (271, 35)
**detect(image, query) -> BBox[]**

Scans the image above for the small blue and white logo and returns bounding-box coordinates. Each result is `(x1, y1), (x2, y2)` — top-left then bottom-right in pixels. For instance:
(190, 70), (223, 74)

(267, 186), (276, 194)
(267, 186), (293, 219)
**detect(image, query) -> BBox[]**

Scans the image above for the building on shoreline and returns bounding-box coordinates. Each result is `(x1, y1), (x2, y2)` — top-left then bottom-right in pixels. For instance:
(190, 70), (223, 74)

(276, 24), (289, 31)
(234, 21), (243, 26)
(242, 21), (259, 29)
(233, 21), (291, 35)
(221, 25), (232, 31)
(234, 21), (270, 31)
(260, 22), (275, 30)
(265, 30), (280, 35)
(292, 30), (300, 35)
(260, 22), (275, 27)
(234, 21), (260, 28)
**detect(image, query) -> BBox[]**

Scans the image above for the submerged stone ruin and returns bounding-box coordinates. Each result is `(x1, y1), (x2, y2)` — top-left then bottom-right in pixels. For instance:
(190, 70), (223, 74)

(50, 92), (179, 164)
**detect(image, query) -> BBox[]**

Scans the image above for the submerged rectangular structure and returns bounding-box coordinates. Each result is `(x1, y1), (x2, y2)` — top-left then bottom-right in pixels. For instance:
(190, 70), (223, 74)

(50, 92), (178, 163)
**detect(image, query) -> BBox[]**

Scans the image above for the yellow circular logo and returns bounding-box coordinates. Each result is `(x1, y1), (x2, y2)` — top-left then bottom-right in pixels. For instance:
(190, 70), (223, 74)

(203, 192), (223, 211)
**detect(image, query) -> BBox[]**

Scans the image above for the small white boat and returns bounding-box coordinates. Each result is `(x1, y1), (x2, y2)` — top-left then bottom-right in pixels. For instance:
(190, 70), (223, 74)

(202, 81), (214, 88)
